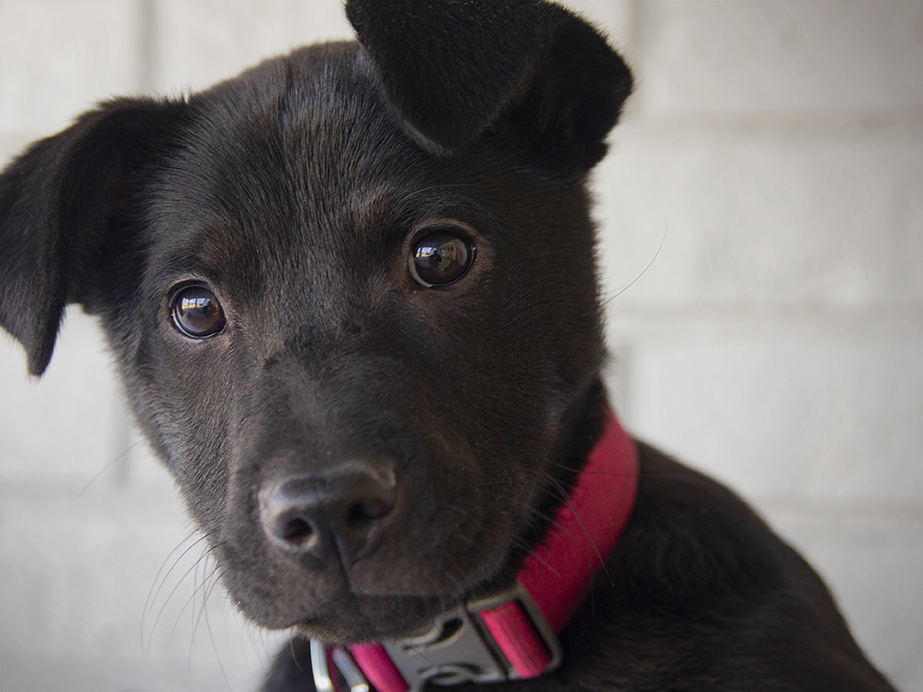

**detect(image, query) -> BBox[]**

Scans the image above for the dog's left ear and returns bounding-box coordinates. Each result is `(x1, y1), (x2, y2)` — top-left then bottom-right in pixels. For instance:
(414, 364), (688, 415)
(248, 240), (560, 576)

(346, 0), (633, 172)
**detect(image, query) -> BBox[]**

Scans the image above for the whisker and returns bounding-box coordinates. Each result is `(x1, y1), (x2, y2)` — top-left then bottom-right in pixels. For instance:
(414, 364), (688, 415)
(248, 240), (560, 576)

(76, 441), (146, 498)
(288, 634), (306, 672)
(146, 532), (211, 618)
(198, 561), (232, 691)
(542, 472), (614, 588)
(599, 223), (667, 308)
(155, 545), (214, 647)
(143, 533), (214, 654)
(547, 460), (636, 478)
(190, 554), (222, 646)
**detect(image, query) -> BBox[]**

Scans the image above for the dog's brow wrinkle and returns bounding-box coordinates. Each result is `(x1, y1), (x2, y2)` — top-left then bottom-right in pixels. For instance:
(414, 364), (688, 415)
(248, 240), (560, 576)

(355, 188), (399, 225)
(185, 225), (264, 293)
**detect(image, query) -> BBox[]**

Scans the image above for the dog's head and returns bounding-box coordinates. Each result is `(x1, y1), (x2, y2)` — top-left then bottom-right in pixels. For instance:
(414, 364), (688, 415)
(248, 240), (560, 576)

(0, 0), (631, 642)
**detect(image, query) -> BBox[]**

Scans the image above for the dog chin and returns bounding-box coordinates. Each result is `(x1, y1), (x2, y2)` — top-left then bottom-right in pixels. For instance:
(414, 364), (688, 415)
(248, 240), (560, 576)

(289, 592), (459, 644)
(226, 562), (489, 641)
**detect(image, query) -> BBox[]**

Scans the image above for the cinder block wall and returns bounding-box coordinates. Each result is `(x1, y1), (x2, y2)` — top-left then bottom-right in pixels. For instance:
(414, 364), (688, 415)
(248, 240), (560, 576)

(1, 1), (920, 690)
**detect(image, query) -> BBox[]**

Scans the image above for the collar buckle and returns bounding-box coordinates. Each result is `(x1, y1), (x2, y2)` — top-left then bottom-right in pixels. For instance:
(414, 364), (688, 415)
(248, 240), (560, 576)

(312, 581), (564, 692)
(382, 580), (563, 690)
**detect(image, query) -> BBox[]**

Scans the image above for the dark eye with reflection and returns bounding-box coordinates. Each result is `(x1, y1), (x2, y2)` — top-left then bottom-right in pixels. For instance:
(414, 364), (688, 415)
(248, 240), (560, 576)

(409, 229), (473, 286)
(171, 286), (226, 338)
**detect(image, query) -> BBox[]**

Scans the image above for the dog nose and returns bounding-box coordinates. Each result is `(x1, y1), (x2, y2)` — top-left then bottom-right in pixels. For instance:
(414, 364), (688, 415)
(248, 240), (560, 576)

(259, 465), (397, 565)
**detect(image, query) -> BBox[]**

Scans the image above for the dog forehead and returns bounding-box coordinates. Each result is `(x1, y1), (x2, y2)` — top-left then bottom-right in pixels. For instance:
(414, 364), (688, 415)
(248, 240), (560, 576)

(148, 44), (432, 278)
(178, 43), (412, 212)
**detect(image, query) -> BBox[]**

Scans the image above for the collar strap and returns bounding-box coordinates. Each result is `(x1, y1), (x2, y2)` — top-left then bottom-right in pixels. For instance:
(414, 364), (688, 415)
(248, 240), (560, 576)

(313, 408), (639, 692)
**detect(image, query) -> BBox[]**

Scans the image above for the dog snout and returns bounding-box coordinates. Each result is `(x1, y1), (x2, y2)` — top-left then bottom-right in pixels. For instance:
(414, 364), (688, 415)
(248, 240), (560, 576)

(258, 463), (397, 566)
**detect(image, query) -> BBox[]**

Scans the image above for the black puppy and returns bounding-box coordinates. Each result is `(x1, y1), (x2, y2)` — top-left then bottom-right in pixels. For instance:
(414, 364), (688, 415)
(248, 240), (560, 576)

(0, 1), (896, 690)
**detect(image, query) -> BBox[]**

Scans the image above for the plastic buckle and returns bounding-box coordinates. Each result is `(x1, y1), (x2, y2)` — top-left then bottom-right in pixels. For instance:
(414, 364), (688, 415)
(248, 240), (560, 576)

(467, 579), (564, 679)
(381, 580), (563, 690)
(382, 604), (505, 689)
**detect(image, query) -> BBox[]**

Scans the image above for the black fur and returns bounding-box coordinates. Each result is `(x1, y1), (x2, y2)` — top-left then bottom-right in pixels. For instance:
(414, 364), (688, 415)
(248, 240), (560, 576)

(0, 1), (894, 690)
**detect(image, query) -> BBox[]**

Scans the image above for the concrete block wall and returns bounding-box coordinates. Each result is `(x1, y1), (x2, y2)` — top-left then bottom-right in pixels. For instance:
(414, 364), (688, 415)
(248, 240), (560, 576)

(0, 1), (920, 690)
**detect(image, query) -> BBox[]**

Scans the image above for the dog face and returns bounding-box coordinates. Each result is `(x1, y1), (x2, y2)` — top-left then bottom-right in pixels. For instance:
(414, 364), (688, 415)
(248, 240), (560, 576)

(0, 1), (631, 643)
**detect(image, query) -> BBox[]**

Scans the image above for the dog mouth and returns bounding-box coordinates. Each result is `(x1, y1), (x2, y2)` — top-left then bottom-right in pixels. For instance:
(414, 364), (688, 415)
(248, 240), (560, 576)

(216, 490), (521, 642)
(238, 547), (508, 643)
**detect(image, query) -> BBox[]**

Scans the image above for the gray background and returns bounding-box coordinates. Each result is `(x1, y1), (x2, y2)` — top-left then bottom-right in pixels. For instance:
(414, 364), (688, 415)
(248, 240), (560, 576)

(1, 0), (920, 690)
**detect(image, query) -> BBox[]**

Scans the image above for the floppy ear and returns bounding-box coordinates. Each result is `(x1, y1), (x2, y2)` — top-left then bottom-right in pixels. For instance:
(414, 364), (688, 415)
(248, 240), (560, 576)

(0, 98), (186, 376)
(346, 0), (633, 171)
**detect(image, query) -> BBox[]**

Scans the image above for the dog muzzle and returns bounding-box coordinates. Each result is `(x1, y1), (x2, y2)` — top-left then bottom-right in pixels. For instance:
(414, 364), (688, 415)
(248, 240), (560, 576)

(312, 408), (640, 692)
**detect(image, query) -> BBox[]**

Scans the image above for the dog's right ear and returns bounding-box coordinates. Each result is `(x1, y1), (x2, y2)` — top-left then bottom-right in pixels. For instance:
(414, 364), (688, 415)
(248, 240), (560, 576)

(0, 98), (187, 376)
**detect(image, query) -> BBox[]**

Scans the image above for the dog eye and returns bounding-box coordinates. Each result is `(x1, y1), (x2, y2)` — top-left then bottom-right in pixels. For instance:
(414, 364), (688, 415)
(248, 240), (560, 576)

(171, 286), (226, 338)
(409, 229), (473, 286)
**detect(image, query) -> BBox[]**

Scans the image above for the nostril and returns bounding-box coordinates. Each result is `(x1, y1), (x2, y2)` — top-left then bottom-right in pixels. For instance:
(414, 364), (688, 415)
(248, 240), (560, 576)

(347, 498), (392, 526)
(260, 487), (327, 553)
(279, 515), (315, 544)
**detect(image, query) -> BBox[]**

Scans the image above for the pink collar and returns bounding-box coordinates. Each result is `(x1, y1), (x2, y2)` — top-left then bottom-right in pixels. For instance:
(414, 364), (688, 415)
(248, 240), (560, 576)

(314, 408), (639, 692)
